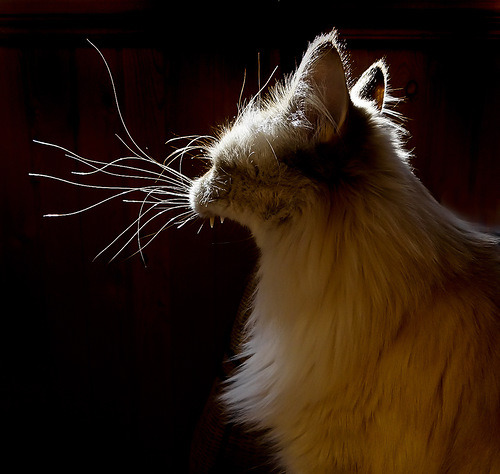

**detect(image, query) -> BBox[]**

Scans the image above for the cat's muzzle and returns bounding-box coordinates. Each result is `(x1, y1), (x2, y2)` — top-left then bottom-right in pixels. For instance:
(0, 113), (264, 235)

(189, 171), (230, 225)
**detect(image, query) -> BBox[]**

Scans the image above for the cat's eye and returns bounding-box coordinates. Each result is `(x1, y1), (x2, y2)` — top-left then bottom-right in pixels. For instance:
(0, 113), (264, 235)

(250, 160), (260, 177)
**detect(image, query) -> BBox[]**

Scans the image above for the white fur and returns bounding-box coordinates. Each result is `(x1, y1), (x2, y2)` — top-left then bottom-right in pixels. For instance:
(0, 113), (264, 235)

(225, 126), (500, 472)
(190, 31), (500, 472)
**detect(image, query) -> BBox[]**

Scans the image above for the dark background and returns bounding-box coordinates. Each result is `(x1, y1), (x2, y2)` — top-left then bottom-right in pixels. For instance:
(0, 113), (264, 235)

(1, 1), (499, 472)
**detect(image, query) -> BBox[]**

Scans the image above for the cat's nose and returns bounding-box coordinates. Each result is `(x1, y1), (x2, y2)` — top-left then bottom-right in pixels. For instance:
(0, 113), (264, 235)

(188, 176), (207, 215)
(189, 172), (218, 214)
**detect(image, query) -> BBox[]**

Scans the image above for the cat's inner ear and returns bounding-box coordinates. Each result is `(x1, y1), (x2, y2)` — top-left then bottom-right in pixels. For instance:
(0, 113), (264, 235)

(351, 61), (387, 111)
(297, 34), (350, 143)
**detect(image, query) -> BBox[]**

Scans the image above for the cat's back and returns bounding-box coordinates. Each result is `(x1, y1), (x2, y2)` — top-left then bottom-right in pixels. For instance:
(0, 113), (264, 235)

(273, 232), (500, 473)
(365, 236), (500, 473)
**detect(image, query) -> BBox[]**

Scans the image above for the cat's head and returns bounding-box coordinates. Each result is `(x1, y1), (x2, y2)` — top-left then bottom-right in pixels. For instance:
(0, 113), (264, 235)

(189, 30), (395, 236)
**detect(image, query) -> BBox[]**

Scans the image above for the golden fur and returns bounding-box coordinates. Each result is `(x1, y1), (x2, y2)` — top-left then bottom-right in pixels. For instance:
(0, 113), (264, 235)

(190, 31), (500, 472)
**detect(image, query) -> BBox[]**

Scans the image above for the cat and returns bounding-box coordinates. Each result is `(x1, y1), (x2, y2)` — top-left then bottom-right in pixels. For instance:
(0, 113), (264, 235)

(189, 30), (500, 473)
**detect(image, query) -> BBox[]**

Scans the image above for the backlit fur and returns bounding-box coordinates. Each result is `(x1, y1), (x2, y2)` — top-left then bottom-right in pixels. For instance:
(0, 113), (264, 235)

(190, 31), (500, 473)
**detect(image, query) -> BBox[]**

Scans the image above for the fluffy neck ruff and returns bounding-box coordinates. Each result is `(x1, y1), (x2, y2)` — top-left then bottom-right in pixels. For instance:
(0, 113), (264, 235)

(224, 134), (487, 428)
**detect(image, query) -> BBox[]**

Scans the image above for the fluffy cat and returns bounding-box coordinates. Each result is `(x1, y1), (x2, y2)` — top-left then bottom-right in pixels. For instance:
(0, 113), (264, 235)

(189, 31), (500, 472)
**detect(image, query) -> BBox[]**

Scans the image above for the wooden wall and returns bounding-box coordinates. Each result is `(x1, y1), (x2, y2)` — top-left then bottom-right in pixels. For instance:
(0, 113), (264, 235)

(1, 2), (498, 471)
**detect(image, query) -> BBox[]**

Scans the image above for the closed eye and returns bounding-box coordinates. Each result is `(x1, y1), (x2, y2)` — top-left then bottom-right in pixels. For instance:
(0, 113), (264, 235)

(252, 161), (260, 177)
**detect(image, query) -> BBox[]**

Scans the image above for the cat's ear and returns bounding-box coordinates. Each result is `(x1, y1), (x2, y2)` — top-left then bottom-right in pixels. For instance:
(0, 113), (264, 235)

(295, 31), (350, 143)
(351, 60), (387, 111)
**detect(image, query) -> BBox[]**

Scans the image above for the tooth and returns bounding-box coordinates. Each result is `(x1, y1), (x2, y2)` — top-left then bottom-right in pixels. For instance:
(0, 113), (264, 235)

(210, 216), (215, 228)
(220, 216), (225, 224)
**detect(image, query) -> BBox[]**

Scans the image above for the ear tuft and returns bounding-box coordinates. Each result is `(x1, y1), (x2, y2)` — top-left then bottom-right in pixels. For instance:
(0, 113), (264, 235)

(294, 30), (350, 141)
(351, 61), (387, 112)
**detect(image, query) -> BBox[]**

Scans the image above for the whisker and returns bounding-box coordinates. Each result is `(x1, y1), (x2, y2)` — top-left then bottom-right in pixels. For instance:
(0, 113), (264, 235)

(238, 68), (247, 112)
(108, 204), (191, 263)
(254, 64), (279, 108)
(29, 172), (138, 193)
(136, 187), (167, 265)
(87, 39), (153, 163)
(30, 170), (189, 215)
(112, 135), (194, 187)
(33, 43), (203, 261)
(71, 157), (184, 187)
(44, 189), (138, 218)
(164, 145), (204, 167)
(94, 200), (164, 262)
(123, 197), (188, 205)
(165, 134), (215, 148)
(71, 153), (164, 174)
(162, 135), (214, 180)
(156, 160), (193, 186)
(134, 208), (196, 255)
(114, 133), (145, 159)
(34, 139), (88, 161)
(35, 139), (180, 187)
(166, 134), (205, 144)
(175, 212), (198, 229)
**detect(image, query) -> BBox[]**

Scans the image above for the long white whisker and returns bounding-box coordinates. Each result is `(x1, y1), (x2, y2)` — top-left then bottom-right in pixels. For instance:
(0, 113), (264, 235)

(30, 171), (191, 214)
(33, 45), (203, 261)
(165, 134), (215, 147)
(112, 135), (194, 187)
(136, 187), (165, 265)
(93, 200), (165, 262)
(123, 197), (189, 205)
(87, 39), (153, 163)
(114, 133), (163, 167)
(175, 211), (198, 229)
(162, 140), (211, 180)
(164, 145), (203, 167)
(108, 204), (190, 263)
(71, 153), (166, 175)
(135, 208), (195, 255)
(45, 189), (139, 217)
(34, 139), (182, 187)
(114, 132), (143, 158)
(29, 173), (137, 192)
(254, 64), (279, 107)
(155, 159), (193, 185)
(30, 170), (186, 196)
(34, 139), (88, 161)
(174, 141), (205, 177)
(98, 197), (192, 263)
(71, 157), (184, 187)
(238, 68), (247, 111)
(114, 134), (197, 186)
